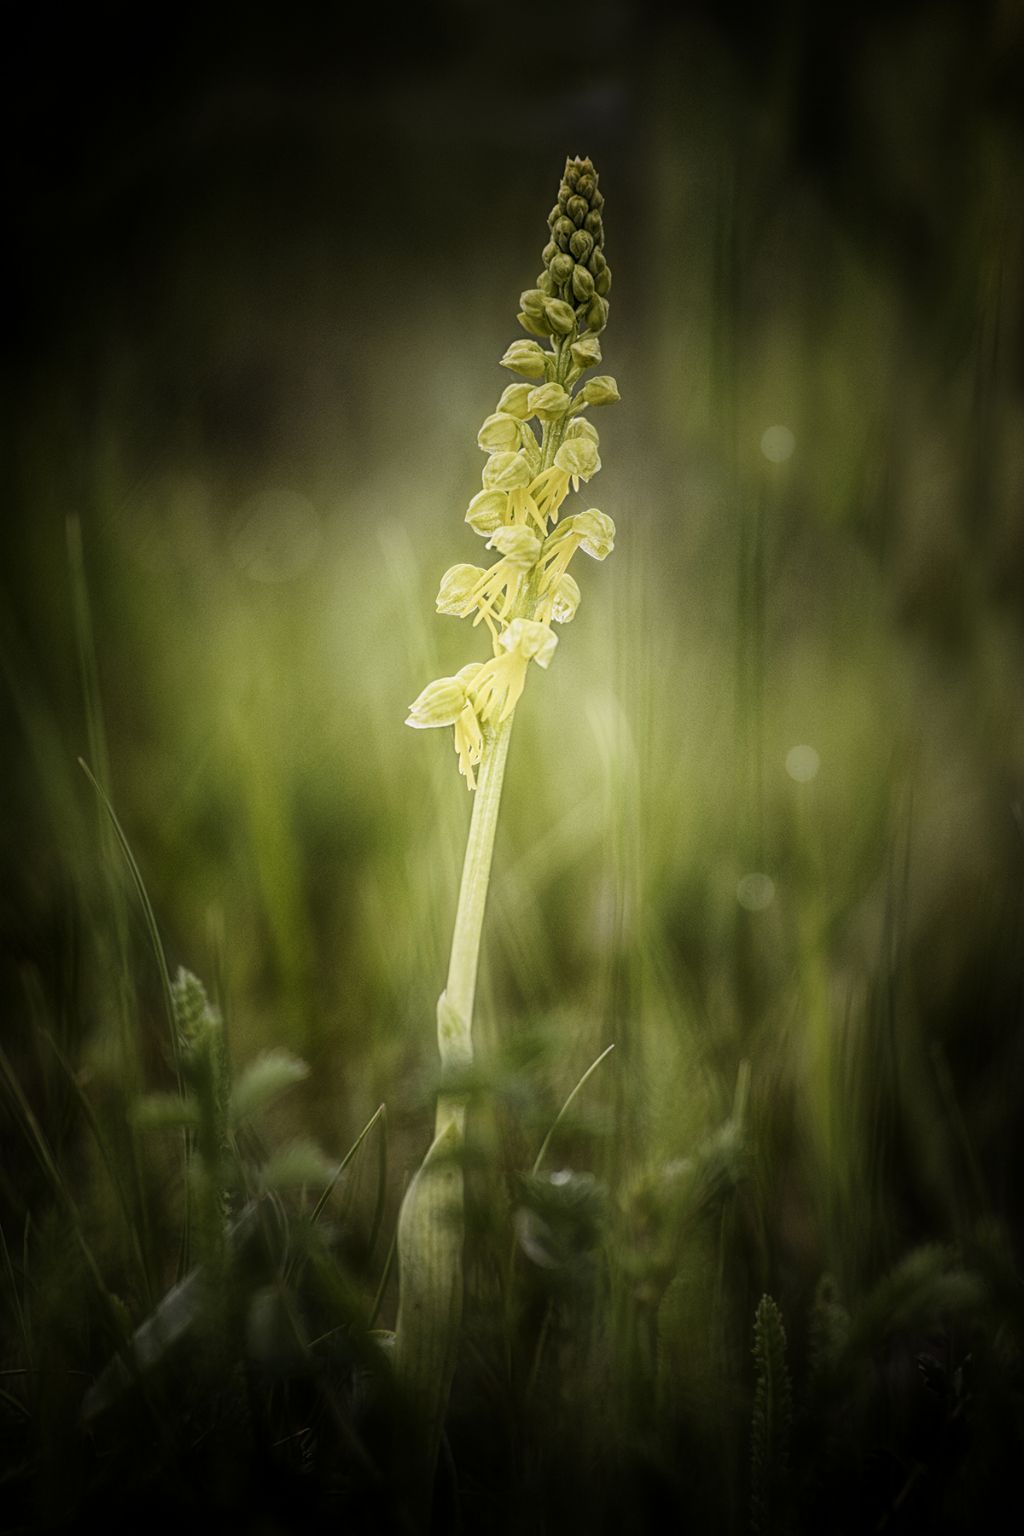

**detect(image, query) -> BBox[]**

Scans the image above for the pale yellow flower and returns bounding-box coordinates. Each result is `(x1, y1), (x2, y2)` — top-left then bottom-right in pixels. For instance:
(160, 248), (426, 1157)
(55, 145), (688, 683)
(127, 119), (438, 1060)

(539, 509), (616, 594)
(468, 619), (558, 726)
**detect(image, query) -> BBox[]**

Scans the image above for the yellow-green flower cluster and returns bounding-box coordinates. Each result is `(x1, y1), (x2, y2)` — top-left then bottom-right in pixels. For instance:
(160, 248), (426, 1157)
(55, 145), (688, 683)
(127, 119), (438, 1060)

(406, 156), (619, 790)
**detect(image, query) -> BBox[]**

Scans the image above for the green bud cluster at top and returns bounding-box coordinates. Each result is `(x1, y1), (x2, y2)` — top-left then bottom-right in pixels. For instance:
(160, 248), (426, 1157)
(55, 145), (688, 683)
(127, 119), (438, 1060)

(520, 155), (612, 341)
(406, 156), (620, 790)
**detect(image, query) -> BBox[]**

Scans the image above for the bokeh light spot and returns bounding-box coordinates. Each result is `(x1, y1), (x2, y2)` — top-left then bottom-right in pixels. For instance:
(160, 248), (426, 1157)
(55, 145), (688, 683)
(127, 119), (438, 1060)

(760, 424), (795, 463)
(736, 872), (776, 911)
(786, 744), (821, 782)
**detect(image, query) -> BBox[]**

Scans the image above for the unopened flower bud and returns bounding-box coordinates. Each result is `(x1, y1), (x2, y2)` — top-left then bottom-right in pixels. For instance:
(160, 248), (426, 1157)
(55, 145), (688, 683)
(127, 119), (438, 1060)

(566, 194), (588, 226)
(526, 382), (571, 420)
(569, 229), (594, 263)
(570, 335), (602, 370)
(551, 572), (581, 623)
(553, 216), (575, 246)
(518, 309), (552, 339)
(555, 436), (601, 483)
(549, 252), (574, 286)
(544, 298), (576, 335)
(574, 508), (616, 560)
(586, 295), (610, 333)
(584, 210), (603, 237)
(572, 264), (595, 302)
(547, 204), (561, 228)
(501, 618), (558, 668)
(595, 267), (612, 297)
(496, 383), (532, 419)
(406, 675), (468, 730)
(565, 417), (600, 446)
(483, 450), (533, 491)
(466, 489), (508, 535)
(520, 288), (547, 316)
(542, 240), (558, 265)
(589, 248), (607, 276)
(576, 173), (596, 201)
(477, 411), (522, 452)
(436, 564), (486, 617)
(499, 340), (548, 378)
(536, 271), (555, 296)
(486, 525), (541, 569)
(580, 375), (620, 406)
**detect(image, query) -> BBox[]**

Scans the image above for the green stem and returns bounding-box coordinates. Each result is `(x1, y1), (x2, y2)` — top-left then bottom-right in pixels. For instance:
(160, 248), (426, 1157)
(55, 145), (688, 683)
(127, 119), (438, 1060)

(435, 713), (513, 1136)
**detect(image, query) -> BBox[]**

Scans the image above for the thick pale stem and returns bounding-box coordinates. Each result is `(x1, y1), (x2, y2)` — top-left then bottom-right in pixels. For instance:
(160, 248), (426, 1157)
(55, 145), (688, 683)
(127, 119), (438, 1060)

(435, 713), (513, 1136)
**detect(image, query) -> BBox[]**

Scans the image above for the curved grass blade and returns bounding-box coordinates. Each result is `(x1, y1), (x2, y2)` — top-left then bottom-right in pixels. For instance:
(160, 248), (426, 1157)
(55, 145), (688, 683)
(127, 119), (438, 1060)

(77, 757), (178, 1072)
(532, 1042), (615, 1176)
(310, 1102), (388, 1227)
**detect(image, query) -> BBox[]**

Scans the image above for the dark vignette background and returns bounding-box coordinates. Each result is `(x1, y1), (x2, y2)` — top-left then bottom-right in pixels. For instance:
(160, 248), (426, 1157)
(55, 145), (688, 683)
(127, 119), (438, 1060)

(2, 3), (1024, 1529)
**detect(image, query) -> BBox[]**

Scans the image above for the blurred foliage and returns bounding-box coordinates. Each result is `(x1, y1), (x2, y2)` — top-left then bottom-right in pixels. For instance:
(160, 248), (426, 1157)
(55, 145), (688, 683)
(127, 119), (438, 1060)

(2, 1), (1024, 1530)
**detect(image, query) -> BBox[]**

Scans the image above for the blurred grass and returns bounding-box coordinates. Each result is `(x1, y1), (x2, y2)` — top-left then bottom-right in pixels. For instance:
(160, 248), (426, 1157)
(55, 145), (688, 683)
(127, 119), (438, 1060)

(2, 4), (1024, 1529)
